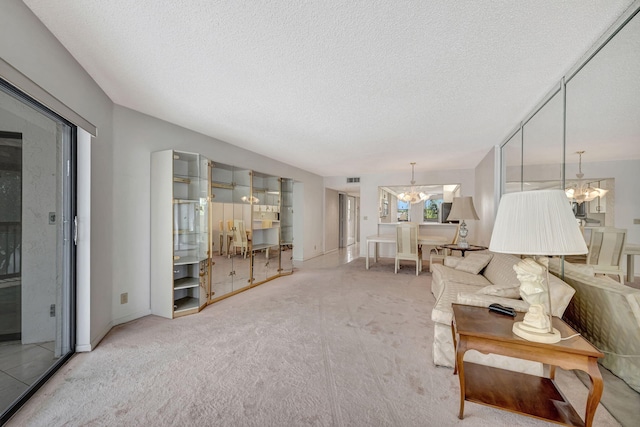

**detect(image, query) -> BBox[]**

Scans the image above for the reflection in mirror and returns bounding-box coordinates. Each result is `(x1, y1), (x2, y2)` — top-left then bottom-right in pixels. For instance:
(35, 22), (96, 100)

(504, 179), (562, 194)
(502, 129), (522, 194)
(250, 171), (281, 283)
(522, 91), (563, 186)
(210, 162), (251, 300)
(378, 184), (460, 223)
(566, 11), (640, 240)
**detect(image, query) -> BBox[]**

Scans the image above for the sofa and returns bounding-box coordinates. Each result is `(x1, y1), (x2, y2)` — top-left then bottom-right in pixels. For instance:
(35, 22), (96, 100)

(430, 251), (576, 375)
(548, 258), (640, 393)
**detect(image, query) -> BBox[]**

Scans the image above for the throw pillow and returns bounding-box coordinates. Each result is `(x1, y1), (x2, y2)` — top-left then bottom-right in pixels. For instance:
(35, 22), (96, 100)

(454, 253), (494, 275)
(444, 257), (462, 268)
(477, 283), (521, 299)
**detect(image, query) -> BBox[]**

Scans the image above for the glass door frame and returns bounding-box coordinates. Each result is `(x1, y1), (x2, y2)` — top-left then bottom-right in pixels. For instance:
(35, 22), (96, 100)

(0, 78), (76, 424)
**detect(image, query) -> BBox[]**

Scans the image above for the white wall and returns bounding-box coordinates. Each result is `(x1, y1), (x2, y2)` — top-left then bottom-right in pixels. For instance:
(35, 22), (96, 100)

(326, 167), (477, 257)
(1, 0), (115, 350)
(474, 146), (500, 247)
(324, 188), (339, 253)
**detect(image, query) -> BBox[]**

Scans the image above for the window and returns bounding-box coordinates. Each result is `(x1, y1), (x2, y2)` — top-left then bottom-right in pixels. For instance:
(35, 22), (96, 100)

(397, 200), (409, 222)
(424, 199), (442, 222)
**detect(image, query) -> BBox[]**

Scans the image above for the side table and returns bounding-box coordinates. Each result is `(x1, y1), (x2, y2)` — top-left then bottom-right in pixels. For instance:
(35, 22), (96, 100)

(441, 244), (487, 257)
(452, 304), (604, 427)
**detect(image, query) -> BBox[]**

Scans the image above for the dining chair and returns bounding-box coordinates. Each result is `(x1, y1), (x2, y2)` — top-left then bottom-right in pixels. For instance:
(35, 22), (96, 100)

(232, 219), (249, 258)
(586, 227), (627, 284)
(429, 224), (460, 272)
(396, 222), (421, 275)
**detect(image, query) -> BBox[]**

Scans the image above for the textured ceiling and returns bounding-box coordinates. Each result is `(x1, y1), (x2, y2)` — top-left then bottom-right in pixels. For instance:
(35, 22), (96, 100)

(22, 0), (636, 177)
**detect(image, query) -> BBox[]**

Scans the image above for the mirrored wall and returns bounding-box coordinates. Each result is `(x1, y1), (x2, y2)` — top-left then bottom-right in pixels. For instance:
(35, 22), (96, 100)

(378, 184), (460, 224)
(209, 163), (293, 302)
(500, 7), (640, 276)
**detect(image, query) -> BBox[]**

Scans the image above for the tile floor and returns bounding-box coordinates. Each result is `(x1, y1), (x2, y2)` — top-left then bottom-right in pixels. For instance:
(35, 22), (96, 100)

(0, 340), (58, 411)
(295, 242), (360, 270)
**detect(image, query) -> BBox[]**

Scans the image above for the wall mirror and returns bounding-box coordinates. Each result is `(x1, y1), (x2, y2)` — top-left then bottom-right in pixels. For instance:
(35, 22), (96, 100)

(566, 10), (640, 230)
(502, 129), (522, 193)
(522, 90), (564, 185)
(210, 162), (252, 300)
(500, 7), (640, 275)
(378, 184), (460, 223)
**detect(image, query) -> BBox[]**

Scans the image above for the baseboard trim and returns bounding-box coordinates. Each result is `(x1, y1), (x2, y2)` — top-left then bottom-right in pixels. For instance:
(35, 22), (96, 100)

(112, 309), (152, 327)
(75, 308), (152, 352)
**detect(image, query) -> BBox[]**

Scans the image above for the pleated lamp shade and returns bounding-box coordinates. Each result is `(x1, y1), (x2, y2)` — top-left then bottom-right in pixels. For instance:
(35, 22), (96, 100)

(489, 190), (588, 256)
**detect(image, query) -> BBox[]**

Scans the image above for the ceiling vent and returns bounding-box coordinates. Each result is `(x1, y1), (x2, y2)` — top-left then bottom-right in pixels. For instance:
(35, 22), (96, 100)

(346, 177), (360, 183)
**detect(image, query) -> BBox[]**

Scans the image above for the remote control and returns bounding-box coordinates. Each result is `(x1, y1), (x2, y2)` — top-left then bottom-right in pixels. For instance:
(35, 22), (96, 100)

(488, 303), (516, 317)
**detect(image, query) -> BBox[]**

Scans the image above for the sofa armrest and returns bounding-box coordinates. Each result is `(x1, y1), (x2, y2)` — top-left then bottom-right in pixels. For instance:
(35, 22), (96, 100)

(456, 292), (530, 313)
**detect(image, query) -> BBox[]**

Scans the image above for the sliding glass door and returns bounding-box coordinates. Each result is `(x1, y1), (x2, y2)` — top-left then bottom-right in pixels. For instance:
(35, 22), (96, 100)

(0, 80), (75, 422)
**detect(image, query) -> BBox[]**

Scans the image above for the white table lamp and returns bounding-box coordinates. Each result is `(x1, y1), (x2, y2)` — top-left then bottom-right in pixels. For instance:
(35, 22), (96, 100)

(489, 190), (588, 343)
(446, 196), (479, 248)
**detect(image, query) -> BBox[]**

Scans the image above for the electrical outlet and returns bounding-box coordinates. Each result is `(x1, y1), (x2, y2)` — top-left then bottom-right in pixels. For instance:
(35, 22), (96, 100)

(120, 293), (128, 304)
(634, 218), (640, 225)
(50, 304), (55, 317)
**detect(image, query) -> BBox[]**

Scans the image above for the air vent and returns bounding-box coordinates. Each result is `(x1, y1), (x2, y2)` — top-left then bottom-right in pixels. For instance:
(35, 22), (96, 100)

(346, 177), (360, 183)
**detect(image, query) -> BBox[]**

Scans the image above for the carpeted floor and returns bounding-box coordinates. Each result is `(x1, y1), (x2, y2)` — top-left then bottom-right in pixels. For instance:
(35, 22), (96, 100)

(8, 258), (620, 426)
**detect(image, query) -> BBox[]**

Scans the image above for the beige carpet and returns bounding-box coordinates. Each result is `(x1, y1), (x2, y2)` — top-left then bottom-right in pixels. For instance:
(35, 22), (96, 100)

(8, 258), (620, 426)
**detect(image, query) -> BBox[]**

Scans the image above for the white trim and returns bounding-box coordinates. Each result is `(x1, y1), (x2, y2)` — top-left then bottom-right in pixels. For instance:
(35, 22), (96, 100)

(75, 129), (91, 352)
(77, 308), (152, 352)
(89, 321), (113, 352)
(0, 57), (97, 136)
(112, 309), (153, 328)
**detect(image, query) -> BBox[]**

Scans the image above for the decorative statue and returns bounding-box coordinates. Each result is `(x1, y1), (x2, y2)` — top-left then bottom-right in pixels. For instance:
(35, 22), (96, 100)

(513, 258), (550, 331)
(513, 258), (547, 306)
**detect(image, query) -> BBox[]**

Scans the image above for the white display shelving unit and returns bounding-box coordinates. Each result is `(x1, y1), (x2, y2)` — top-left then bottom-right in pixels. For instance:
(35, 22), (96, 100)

(151, 150), (210, 318)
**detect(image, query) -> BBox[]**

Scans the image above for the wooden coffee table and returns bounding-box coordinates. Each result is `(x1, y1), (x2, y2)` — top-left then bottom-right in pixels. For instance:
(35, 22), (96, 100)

(451, 304), (604, 427)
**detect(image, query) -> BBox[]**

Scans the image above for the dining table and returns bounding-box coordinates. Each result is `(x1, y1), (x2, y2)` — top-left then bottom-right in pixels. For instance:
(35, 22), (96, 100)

(365, 233), (451, 269)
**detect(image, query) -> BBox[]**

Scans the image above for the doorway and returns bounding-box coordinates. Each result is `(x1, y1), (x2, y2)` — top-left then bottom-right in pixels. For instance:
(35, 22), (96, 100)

(339, 194), (358, 248)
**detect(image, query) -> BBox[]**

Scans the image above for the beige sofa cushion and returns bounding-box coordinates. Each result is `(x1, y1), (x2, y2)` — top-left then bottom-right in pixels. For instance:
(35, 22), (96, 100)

(546, 271), (576, 317)
(430, 263), (491, 299)
(482, 253), (522, 288)
(432, 281), (483, 325)
(456, 292), (529, 312)
(454, 252), (494, 274)
(477, 282), (521, 298)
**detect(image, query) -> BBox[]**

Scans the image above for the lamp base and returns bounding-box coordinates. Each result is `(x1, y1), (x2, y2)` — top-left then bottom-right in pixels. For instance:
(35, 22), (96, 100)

(457, 220), (469, 248)
(512, 321), (561, 343)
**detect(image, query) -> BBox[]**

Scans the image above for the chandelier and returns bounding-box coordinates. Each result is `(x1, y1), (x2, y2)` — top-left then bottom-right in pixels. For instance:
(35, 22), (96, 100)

(241, 195), (259, 204)
(397, 163), (428, 204)
(565, 151), (607, 204)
